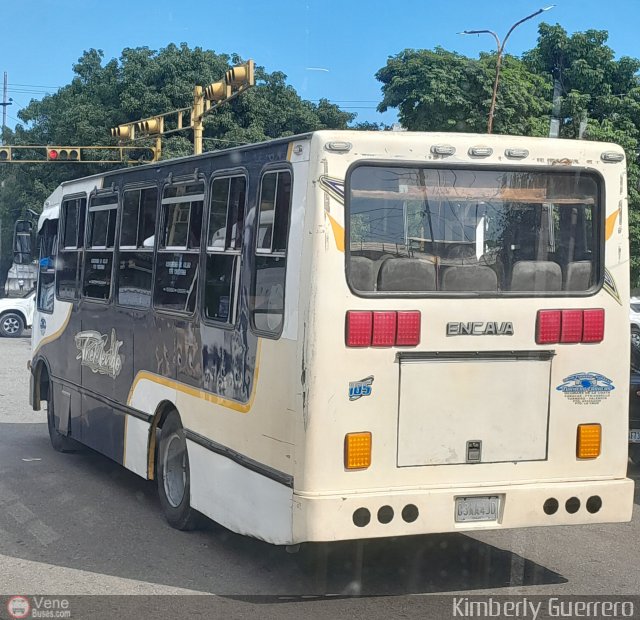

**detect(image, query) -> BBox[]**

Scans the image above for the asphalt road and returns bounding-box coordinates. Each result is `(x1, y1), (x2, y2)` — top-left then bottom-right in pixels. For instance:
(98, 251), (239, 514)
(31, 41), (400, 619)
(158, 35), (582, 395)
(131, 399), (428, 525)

(0, 335), (639, 618)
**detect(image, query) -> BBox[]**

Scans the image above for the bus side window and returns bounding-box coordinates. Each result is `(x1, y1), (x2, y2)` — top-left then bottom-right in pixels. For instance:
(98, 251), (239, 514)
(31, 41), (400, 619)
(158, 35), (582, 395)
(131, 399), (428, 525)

(204, 175), (246, 324)
(56, 196), (86, 301)
(251, 170), (291, 337)
(82, 192), (118, 301)
(154, 181), (204, 314)
(117, 186), (158, 308)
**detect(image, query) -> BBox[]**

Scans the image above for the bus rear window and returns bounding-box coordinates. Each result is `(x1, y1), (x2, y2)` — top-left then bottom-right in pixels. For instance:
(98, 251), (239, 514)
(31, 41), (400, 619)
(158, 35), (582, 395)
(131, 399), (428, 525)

(347, 166), (601, 295)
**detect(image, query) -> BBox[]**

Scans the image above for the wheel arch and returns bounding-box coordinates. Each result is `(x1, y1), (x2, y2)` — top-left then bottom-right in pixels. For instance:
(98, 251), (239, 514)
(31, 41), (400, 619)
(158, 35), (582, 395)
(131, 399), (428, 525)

(32, 356), (52, 411)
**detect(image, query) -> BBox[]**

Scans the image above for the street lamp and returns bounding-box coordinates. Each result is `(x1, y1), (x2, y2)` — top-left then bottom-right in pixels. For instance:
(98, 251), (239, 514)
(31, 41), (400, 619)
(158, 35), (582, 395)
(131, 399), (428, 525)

(459, 5), (554, 134)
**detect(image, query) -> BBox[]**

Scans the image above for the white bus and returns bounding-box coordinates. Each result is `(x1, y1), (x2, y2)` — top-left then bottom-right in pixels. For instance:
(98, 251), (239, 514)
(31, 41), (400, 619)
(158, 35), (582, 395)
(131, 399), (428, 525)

(28, 131), (633, 544)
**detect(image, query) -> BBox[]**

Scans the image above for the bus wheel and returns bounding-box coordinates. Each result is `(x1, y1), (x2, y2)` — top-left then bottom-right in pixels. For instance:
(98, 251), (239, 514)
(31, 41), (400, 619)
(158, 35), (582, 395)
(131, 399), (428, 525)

(157, 411), (202, 530)
(0, 313), (24, 338)
(46, 392), (78, 453)
(630, 444), (640, 467)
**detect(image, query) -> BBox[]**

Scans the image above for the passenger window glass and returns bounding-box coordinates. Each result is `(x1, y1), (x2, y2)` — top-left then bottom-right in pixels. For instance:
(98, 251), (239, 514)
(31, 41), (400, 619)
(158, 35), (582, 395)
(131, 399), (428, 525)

(204, 175), (246, 323)
(118, 187), (158, 308)
(62, 201), (78, 249)
(347, 166), (600, 295)
(154, 181), (203, 313)
(56, 197), (86, 301)
(83, 193), (117, 301)
(161, 183), (204, 250)
(251, 170), (292, 336)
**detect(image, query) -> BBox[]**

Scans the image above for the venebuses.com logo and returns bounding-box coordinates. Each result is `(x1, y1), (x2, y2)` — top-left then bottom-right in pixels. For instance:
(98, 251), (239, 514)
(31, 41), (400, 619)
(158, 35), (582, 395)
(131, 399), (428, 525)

(6, 597), (30, 619)
(5, 596), (71, 619)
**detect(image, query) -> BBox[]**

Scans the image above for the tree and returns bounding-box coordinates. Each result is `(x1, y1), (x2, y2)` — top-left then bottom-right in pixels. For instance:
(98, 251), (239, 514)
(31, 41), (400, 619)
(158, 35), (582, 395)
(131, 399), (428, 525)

(376, 47), (551, 135)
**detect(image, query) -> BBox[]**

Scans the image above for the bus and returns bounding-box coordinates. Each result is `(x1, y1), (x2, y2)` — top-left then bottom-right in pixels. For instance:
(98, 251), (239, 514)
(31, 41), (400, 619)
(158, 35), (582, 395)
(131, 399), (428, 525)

(28, 130), (634, 544)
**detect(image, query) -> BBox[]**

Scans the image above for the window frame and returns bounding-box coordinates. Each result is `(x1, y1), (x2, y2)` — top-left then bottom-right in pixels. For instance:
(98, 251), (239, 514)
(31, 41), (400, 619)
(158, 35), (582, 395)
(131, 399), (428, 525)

(344, 160), (606, 299)
(152, 176), (205, 317)
(201, 169), (248, 329)
(81, 189), (119, 304)
(55, 193), (87, 302)
(250, 165), (293, 339)
(116, 183), (159, 310)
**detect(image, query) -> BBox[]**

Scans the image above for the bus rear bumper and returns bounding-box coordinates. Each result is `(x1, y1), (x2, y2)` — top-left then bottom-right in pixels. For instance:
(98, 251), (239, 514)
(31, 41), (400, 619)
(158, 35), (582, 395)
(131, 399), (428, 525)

(291, 478), (634, 543)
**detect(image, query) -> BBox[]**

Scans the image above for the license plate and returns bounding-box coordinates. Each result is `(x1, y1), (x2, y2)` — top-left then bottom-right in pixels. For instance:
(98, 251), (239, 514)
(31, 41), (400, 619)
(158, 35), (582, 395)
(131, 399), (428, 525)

(455, 495), (500, 523)
(630, 429), (640, 443)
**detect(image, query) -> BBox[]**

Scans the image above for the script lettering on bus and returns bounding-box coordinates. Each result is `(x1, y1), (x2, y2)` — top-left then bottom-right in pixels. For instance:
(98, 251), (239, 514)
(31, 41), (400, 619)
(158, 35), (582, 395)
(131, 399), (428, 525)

(74, 329), (123, 379)
(446, 322), (514, 336)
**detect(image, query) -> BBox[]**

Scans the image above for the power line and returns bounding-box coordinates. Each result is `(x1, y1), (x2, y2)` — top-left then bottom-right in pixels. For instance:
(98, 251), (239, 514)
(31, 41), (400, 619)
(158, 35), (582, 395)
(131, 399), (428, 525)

(10, 82), (62, 88)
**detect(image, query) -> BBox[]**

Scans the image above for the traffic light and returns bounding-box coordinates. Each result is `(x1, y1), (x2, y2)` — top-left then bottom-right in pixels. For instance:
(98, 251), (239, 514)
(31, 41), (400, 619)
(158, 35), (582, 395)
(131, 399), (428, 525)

(225, 59), (255, 89)
(124, 147), (157, 163)
(204, 80), (231, 102)
(135, 118), (163, 135)
(47, 148), (80, 161)
(0, 147), (11, 161)
(111, 124), (135, 140)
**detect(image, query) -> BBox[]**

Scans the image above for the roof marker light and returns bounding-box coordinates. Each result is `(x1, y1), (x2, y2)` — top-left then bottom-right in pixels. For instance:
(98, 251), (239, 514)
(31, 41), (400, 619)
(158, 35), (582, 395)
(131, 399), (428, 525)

(469, 146), (493, 158)
(326, 141), (352, 152)
(505, 148), (529, 159)
(431, 144), (456, 156)
(601, 151), (624, 163)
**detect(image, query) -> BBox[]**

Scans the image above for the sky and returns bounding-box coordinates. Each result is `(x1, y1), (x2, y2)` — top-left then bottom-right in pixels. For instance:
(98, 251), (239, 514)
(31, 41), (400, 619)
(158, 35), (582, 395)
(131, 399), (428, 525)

(1, 0), (639, 130)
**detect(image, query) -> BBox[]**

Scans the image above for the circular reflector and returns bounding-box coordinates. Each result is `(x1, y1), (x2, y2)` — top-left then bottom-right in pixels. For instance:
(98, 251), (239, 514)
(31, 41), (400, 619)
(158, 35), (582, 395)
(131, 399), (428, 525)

(69, 149), (79, 161)
(48, 149), (58, 160)
(0, 149), (8, 160)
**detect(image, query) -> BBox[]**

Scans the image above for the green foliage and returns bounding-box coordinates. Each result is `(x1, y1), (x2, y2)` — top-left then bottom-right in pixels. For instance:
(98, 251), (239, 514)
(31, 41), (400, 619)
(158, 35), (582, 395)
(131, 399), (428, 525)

(376, 24), (640, 284)
(376, 47), (551, 135)
(0, 43), (355, 287)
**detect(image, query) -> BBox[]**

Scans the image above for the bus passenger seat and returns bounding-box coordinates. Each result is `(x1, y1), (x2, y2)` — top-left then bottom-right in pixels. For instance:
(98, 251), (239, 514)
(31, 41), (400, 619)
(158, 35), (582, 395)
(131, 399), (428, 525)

(378, 258), (437, 292)
(510, 260), (562, 292)
(441, 265), (498, 292)
(564, 261), (592, 291)
(350, 256), (376, 291)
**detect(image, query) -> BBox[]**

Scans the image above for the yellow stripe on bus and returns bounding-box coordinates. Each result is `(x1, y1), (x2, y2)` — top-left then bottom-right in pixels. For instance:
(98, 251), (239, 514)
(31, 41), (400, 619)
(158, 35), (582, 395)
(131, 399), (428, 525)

(326, 212), (345, 252)
(605, 208), (621, 240)
(126, 339), (262, 415)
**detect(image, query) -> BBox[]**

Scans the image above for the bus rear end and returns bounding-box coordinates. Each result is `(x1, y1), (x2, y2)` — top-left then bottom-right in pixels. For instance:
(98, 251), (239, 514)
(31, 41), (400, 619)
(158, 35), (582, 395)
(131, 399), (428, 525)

(293, 131), (633, 543)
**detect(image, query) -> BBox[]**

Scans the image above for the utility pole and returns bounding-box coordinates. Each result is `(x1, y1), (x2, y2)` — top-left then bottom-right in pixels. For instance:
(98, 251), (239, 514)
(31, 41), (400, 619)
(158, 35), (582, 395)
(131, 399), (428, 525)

(1, 73), (12, 145)
(459, 6), (554, 134)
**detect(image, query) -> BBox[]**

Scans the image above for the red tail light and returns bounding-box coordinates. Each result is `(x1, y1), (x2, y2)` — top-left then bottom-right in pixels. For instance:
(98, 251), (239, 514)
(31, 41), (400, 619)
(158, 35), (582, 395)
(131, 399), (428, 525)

(396, 311), (421, 346)
(372, 312), (397, 347)
(582, 308), (605, 343)
(346, 310), (421, 347)
(536, 308), (605, 344)
(560, 310), (583, 343)
(346, 311), (372, 347)
(536, 310), (561, 344)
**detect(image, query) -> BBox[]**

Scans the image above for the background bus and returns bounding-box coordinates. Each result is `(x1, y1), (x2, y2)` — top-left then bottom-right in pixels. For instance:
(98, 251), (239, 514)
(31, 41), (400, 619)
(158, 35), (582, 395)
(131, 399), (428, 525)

(29, 131), (633, 544)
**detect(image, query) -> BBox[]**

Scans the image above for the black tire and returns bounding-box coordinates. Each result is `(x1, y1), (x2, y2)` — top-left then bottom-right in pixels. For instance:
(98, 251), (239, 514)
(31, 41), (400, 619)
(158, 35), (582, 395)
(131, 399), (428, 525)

(630, 444), (640, 467)
(46, 391), (78, 453)
(0, 312), (24, 338)
(157, 411), (202, 530)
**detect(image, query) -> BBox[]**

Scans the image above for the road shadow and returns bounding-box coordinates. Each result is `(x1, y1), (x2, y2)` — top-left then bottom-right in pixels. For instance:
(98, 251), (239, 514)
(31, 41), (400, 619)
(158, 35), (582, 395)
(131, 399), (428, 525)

(0, 423), (566, 597)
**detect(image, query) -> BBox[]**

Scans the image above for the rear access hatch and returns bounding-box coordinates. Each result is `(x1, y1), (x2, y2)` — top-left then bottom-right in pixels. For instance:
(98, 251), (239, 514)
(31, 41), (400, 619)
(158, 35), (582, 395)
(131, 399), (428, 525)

(397, 351), (553, 466)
